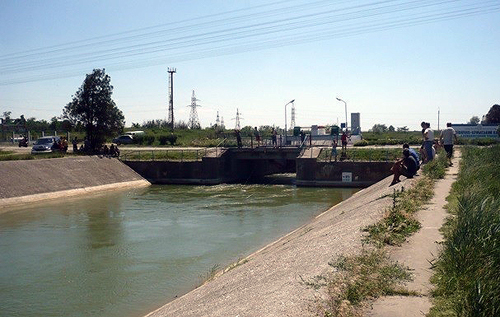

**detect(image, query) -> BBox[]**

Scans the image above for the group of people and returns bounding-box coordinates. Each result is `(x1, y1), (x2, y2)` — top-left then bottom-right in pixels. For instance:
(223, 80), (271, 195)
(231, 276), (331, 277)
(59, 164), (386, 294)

(71, 137), (120, 157)
(390, 121), (457, 186)
(51, 137), (69, 153)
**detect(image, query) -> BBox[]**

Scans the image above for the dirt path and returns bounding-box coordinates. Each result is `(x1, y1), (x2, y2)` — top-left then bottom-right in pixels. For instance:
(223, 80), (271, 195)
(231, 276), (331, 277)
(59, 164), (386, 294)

(364, 152), (461, 317)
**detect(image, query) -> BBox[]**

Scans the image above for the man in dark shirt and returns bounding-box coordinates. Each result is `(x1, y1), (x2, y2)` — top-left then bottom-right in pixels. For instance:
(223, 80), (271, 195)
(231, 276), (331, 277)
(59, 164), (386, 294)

(390, 148), (418, 186)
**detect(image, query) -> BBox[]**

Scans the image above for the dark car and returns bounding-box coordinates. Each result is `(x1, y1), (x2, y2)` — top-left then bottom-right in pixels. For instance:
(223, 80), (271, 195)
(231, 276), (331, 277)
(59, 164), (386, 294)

(112, 135), (134, 145)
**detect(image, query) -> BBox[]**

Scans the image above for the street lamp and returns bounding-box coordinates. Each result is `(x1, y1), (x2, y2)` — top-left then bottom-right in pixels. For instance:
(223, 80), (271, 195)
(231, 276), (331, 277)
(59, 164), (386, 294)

(284, 99), (295, 146)
(336, 97), (348, 132)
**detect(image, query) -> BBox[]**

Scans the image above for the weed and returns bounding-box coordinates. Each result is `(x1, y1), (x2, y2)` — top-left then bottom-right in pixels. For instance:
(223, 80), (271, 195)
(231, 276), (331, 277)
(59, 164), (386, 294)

(317, 249), (412, 317)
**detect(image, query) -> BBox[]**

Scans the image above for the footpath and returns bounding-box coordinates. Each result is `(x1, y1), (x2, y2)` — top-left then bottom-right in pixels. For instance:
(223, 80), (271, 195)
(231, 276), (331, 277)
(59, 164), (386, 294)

(364, 152), (460, 317)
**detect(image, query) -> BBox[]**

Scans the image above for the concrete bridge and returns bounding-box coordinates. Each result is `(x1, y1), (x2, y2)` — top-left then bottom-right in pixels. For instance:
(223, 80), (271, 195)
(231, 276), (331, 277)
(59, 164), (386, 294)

(122, 146), (393, 187)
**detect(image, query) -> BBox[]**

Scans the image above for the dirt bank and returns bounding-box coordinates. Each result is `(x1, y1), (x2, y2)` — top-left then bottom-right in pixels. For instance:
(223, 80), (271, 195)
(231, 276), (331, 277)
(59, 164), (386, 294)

(0, 156), (150, 210)
(145, 174), (411, 317)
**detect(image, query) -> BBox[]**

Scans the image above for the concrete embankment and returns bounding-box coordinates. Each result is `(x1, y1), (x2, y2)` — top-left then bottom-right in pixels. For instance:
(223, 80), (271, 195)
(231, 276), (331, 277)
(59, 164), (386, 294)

(145, 174), (411, 317)
(0, 156), (150, 210)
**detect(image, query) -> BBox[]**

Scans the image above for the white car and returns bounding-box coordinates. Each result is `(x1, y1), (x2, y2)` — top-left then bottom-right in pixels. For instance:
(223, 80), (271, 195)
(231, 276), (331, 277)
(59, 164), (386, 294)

(31, 136), (60, 154)
(112, 135), (134, 145)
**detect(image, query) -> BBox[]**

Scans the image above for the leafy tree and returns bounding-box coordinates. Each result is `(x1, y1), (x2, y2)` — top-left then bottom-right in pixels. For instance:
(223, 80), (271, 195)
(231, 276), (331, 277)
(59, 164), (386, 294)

(388, 125), (395, 132)
(468, 116), (480, 125)
(2, 111), (11, 124)
(484, 104), (500, 124)
(370, 124), (388, 133)
(64, 69), (124, 152)
(397, 126), (409, 132)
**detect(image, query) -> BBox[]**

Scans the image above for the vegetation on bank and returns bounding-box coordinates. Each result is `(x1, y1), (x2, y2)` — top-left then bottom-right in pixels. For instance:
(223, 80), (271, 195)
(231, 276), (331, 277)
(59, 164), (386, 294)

(429, 145), (500, 317)
(0, 149), (65, 161)
(316, 150), (449, 317)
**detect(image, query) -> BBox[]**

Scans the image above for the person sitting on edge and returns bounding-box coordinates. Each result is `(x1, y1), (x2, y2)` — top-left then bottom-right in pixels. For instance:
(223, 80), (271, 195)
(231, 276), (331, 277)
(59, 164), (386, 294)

(403, 143), (420, 171)
(390, 148), (418, 186)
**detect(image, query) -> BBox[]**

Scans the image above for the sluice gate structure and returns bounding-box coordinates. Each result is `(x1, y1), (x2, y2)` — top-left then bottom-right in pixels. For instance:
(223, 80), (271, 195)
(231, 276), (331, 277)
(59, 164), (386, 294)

(121, 147), (393, 187)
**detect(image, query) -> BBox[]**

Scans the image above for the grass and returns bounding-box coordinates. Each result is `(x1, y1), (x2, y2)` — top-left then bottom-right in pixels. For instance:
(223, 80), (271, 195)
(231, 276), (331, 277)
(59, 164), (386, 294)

(119, 149), (215, 161)
(316, 249), (413, 317)
(429, 145), (500, 317)
(0, 149), (66, 161)
(316, 149), (449, 316)
(318, 148), (404, 162)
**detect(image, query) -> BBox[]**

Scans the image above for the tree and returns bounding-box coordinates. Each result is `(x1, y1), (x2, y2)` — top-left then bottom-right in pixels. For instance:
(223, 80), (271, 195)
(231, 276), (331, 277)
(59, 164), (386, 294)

(388, 125), (395, 132)
(2, 111), (11, 124)
(484, 104), (500, 124)
(370, 124), (388, 133)
(64, 69), (124, 152)
(397, 126), (409, 132)
(468, 116), (480, 125)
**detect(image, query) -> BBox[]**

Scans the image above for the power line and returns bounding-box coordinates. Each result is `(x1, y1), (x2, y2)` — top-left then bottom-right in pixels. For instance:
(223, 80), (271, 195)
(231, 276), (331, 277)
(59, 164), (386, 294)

(1, 0), (499, 85)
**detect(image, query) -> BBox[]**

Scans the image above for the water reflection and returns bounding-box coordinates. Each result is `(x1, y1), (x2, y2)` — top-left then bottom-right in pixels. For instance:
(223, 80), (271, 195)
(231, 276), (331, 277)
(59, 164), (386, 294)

(0, 184), (357, 317)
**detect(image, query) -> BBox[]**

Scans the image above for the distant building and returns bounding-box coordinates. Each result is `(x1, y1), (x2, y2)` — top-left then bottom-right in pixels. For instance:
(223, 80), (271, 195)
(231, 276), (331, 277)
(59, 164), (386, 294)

(351, 113), (361, 135)
(452, 124), (499, 139)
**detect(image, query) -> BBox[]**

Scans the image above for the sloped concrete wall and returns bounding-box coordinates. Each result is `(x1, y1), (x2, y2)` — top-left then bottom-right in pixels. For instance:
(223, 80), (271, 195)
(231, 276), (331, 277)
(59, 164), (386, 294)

(0, 156), (150, 209)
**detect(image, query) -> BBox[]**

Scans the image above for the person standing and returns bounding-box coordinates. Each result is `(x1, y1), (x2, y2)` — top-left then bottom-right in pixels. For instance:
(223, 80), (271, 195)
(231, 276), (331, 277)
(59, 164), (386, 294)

(253, 127), (261, 147)
(440, 122), (458, 166)
(341, 131), (348, 153)
(271, 128), (277, 148)
(422, 122), (434, 162)
(72, 137), (78, 153)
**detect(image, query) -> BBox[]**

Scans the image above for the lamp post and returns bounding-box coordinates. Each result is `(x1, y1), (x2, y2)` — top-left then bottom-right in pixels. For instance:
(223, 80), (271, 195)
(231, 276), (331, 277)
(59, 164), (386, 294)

(284, 99), (295, 146)
(336, 97), (347, 132)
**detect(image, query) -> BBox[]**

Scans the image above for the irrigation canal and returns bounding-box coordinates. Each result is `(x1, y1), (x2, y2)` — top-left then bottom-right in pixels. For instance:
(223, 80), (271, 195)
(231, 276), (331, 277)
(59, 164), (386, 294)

(0, 183), (358, 317)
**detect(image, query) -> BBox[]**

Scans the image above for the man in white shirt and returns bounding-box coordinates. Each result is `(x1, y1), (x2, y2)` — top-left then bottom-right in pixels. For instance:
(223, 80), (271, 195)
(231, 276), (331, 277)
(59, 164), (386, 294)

(440, 122), (458, 166)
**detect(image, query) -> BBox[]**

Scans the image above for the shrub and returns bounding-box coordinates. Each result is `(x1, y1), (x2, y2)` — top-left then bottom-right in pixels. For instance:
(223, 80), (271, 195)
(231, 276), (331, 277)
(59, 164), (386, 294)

(354, 140), (369, 147)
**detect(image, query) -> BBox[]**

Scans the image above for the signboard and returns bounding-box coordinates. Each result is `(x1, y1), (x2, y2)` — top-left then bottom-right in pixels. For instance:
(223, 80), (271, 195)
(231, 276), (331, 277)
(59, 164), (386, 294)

(342, 172), (352, 182)
(452, 124), (499, 139)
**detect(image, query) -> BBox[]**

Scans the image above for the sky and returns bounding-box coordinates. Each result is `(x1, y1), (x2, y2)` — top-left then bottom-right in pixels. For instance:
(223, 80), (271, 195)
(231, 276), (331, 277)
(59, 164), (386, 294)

(1, 0), (499, 131)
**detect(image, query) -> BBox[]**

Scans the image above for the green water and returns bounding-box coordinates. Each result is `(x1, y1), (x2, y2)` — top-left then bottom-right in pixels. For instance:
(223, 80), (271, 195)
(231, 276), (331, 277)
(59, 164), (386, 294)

(0, 184), (357, 317)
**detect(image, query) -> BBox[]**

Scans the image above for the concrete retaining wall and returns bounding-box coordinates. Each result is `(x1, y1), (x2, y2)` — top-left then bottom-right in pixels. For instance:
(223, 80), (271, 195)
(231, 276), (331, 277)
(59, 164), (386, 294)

(0, 156), (150, 209)
(296, 159), (393, 187)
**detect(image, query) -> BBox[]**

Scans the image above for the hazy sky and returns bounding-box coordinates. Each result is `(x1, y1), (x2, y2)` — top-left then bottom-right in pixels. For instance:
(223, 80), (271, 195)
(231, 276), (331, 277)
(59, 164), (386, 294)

(1, 0), (499, 131)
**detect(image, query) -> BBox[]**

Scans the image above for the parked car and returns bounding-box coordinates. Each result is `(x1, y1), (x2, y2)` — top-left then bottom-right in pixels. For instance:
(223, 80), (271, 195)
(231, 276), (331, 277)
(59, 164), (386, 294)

(31, 136), (61, 154)
(112, 135), (134, 145)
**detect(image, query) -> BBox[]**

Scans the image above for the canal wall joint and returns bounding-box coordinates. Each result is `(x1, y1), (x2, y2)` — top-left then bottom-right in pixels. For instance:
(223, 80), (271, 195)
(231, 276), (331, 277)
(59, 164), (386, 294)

(0, 156), (150, 210)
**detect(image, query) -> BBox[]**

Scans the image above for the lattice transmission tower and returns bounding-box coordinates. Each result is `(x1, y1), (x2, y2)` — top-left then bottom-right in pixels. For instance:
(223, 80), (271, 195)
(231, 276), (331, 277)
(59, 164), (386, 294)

(215, 111), (220, 127)
(233, 108), (243, 130)
(290, 101), (296, 130)
(188, 90), (201, 129)
(167, 67), (176, 130)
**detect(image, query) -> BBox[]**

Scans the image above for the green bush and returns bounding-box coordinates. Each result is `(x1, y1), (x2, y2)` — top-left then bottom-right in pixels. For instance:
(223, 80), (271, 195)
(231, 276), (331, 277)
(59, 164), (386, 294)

(353, 140), (369, 147)
(158, 134), (178, 146)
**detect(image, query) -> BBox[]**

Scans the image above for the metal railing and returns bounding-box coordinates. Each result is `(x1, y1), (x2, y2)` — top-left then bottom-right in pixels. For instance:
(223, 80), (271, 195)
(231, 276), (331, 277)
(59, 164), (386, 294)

(120, 149), (209, 162)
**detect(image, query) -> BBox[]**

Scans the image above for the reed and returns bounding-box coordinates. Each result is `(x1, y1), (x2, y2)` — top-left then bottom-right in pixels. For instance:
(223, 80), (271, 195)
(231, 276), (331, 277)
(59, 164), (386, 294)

(430, 145), (500, 317)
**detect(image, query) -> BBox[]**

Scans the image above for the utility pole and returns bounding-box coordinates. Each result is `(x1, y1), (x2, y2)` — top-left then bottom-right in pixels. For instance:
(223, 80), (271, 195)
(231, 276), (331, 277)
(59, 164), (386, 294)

(167, 67), (176, 130)
(438, 108), (440, 131)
